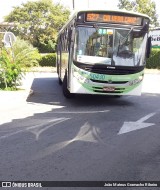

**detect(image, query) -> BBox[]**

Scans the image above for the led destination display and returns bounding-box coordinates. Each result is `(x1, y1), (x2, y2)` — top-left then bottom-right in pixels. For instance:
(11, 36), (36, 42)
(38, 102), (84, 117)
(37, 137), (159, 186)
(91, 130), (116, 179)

(86, 13), (142, 25)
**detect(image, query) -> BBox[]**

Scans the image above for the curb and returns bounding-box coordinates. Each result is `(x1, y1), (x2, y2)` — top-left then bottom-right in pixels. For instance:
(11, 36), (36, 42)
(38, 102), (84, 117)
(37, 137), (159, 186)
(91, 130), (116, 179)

(144, 69), (160, 74)
(28, 67), (160, 74)
(28, 67), (57, 73)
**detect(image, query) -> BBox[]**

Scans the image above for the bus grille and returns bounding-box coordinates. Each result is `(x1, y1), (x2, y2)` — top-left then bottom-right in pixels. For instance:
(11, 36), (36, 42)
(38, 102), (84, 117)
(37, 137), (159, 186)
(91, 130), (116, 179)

(90, 79), (128, 84)
(73, 61), (144, 75)
(84, 67), (138, 75)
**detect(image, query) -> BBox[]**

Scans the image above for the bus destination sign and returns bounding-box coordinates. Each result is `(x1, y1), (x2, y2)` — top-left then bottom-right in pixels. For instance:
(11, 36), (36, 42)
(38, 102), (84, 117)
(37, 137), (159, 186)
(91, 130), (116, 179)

(86, 13), (142, 25)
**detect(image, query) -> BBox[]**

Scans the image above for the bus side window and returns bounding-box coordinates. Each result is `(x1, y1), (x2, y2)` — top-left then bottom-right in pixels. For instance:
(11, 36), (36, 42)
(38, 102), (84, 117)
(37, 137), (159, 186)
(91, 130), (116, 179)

(68, 27), (72, 50)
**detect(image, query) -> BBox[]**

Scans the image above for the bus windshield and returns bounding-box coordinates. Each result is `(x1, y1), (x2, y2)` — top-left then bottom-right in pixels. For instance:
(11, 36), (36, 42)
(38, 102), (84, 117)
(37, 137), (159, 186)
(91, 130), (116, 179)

(74, 26), (148, 67)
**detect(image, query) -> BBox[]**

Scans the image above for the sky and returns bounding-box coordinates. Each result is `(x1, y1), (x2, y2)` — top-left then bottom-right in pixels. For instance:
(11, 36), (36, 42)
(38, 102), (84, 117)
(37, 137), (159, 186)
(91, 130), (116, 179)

(0, 0), (160, 22)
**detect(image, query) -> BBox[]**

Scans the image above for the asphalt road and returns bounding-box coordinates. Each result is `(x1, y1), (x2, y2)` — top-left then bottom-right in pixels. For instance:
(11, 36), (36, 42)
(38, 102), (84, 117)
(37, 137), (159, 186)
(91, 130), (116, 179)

(0, 72), (160, 190)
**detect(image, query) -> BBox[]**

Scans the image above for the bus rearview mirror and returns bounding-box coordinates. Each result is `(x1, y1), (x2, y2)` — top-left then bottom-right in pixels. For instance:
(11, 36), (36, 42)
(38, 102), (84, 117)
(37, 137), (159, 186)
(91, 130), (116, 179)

(146, 36), (151, 58)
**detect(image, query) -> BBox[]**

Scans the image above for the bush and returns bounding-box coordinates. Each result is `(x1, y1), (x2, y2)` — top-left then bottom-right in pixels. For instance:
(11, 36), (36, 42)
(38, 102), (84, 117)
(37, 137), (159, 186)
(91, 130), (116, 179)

(39, 50), (160, 69)
(39, 53), (56, 67)
(38, 40), (56, 53)
(0, 37), (40, 90)
(13, 37), (40, 67)
(0, 49), (23, 90)
(146, 48), (160, 69)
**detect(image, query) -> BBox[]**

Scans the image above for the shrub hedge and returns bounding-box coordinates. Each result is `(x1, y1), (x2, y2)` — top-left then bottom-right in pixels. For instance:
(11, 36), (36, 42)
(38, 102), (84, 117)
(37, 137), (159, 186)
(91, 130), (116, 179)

(146, 48), (160, 69)
(39, 53), (56, 67)
(39, 50), (160, 69)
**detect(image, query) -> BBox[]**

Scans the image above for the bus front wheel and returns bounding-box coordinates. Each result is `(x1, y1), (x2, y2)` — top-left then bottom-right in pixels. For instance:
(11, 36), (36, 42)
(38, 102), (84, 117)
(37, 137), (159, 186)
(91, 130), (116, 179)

(58, 76), (62, 85)
(62, 73), (74, 98)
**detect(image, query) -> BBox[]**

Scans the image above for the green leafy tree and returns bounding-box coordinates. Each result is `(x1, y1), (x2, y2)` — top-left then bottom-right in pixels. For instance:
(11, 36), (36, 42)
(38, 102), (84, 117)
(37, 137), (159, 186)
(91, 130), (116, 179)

(4, 0), (70, 52)
(118, 0), (159, 27)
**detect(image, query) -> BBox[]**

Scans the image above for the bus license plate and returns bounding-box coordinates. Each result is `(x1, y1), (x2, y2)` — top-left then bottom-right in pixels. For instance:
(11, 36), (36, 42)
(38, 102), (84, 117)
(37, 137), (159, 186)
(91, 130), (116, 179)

(103, 87), (115, 92)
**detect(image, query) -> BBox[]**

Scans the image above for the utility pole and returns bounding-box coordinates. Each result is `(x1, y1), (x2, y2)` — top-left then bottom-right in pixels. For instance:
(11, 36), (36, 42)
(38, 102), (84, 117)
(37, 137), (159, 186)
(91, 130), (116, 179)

(72, 0), (75, 10)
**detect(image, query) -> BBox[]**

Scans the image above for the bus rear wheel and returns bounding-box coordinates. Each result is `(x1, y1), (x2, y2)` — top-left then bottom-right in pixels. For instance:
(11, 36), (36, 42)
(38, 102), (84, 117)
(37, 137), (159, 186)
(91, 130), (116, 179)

(62, 73), (74, 98)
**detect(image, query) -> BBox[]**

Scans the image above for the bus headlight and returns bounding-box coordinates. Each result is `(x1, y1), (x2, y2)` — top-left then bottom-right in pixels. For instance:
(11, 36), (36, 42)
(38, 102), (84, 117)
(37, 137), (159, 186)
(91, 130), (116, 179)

(138, 75), (144, 81)
(78, 75), (86, 83)
(73, 72), (89, 83)
(128, 75), (144, 86)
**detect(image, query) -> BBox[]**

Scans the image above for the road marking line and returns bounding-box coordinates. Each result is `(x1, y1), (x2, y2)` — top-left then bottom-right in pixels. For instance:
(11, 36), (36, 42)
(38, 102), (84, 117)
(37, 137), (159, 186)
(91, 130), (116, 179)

(0, 118), (70, 140)
(118, 112), (156, 135)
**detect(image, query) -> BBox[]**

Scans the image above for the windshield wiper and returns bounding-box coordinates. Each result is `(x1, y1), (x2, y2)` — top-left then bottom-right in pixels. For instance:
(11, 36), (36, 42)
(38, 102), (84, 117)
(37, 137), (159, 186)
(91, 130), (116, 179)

(117, 26), (134, 56)
(93, 24), (100, 31)
(120, 26), (134, 46)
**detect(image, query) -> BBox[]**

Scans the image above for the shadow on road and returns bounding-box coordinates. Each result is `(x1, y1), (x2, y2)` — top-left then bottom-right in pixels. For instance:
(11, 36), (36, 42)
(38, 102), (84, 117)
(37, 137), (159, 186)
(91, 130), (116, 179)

(26, 76), (134, 108)
(1, 75), (160, 184)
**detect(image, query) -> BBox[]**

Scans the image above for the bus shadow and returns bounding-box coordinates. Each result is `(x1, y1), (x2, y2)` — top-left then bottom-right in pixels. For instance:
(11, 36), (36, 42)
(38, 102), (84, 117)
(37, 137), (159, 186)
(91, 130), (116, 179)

(27, 77), (134, 107)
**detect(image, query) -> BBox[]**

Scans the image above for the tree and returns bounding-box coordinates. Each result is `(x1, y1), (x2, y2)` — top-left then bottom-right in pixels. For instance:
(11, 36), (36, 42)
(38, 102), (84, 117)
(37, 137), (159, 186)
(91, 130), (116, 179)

(118, 0), (159, 27)
(4, 0), (70, 53)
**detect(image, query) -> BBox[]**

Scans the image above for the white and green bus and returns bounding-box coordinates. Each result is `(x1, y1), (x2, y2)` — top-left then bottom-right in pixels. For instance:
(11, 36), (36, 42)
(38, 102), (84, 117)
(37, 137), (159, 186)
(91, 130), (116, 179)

(57, 9), (151, 98)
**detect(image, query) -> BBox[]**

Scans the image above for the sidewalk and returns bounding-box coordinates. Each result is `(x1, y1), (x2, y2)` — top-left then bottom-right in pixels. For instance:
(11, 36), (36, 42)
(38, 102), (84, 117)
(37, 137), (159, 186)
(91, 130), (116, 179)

(0, 72), (55, 125)
(0, 71), (54, 109)
(144, 68), (160, 74)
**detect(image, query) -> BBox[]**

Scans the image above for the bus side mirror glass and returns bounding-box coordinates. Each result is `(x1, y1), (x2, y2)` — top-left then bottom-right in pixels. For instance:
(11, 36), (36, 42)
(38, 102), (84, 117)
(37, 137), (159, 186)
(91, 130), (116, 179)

(146, 36), (151, 58)
(142, 22), (149, 32)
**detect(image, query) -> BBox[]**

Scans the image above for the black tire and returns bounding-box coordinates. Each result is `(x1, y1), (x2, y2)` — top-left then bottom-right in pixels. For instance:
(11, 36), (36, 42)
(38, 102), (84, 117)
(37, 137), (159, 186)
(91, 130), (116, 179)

(62, 73), (74, 98)
(58, 76), (62, 85)
(57, 63), (62, 85)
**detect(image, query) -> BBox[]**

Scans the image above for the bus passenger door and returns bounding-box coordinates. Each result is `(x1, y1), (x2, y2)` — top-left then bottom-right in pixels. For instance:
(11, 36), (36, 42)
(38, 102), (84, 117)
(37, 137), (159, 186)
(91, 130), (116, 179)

(68, 26), (75, 90)
(57, 38), (62, 80)
(61, 31), (69, 81)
